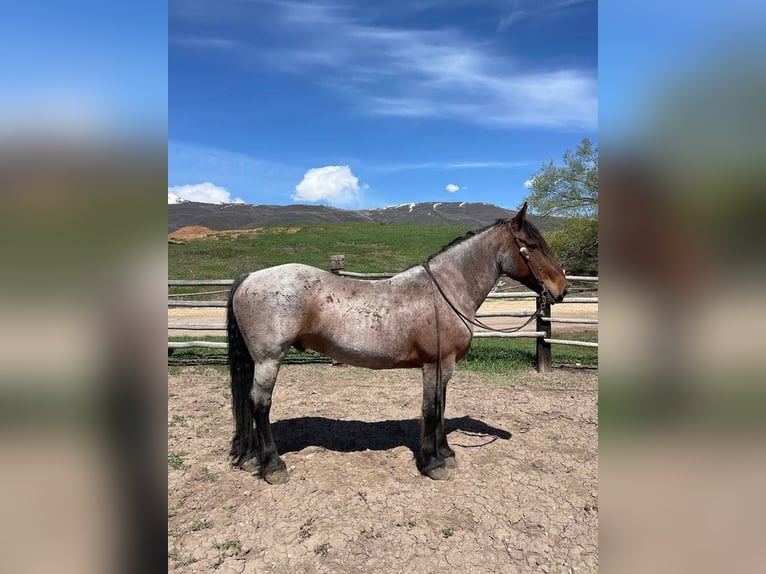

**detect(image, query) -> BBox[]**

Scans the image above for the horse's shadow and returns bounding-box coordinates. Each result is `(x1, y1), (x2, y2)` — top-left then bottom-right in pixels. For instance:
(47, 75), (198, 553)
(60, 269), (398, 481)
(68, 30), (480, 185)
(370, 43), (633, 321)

(272, 415), (511, 456)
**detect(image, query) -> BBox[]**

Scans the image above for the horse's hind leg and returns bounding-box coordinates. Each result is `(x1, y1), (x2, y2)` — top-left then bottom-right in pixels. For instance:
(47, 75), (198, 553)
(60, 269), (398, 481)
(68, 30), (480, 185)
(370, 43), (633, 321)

(237, 397), (262, 473)
(252, 358), (289, 484)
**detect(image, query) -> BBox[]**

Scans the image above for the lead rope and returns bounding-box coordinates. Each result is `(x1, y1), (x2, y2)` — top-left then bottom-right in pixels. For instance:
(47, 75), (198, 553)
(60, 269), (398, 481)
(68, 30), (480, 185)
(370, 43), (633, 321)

(421, 261), (545, 336)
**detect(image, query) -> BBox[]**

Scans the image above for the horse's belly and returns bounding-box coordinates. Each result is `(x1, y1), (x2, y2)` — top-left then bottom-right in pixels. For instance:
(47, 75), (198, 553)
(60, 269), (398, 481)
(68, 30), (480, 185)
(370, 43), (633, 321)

(300, 326), (418, 369)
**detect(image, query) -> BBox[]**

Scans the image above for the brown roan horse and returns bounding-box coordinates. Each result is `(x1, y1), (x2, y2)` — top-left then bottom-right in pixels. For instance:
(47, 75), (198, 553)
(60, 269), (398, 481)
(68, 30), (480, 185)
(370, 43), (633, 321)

(227, 203), (568, 483)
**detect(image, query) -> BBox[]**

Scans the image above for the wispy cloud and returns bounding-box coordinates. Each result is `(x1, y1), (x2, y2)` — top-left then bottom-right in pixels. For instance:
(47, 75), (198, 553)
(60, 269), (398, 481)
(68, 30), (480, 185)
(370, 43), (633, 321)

(170, 37), (238, 50)
(168, 140), (302, 203)
(173, 0), (597, 131)
(169, 140), (289, 177)
(369, 159), (536, 173)
(498, 0), (595, 32)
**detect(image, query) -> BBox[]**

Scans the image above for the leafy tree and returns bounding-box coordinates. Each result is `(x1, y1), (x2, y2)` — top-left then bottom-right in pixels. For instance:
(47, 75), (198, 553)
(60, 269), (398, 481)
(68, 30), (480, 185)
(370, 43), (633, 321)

(525, 138), (598, 218)
(524, 138), (598, 274)
(545, 217), (598, 275)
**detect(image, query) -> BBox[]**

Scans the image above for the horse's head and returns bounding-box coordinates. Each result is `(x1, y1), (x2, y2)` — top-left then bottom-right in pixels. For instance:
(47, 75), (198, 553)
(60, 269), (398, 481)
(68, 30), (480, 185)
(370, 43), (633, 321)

(500, 202), (569, 305)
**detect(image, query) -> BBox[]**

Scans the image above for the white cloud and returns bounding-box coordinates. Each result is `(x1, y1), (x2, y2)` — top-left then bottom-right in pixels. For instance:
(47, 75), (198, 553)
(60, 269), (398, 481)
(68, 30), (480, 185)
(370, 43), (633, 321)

(169, 141), (300, 205)
(167, 182), (245, 204)
(293, 165), (363, 205)
(524, 177), (536, 189)
(445, 183), (461, 192)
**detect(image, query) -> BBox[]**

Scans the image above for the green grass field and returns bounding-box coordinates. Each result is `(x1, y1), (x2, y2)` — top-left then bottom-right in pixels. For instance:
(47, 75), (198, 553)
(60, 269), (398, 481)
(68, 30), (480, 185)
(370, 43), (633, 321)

(168, 334), (597, 372)
(168, 222), (598, 370)
(169, 223), (473, 279)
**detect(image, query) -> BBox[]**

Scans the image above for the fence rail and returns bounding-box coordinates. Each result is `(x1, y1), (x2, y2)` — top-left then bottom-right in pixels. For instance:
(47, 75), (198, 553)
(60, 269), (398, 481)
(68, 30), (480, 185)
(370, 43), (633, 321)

(169, 256), (598, 372)
(169, 300), (227, 307)
(169, 341), (228, 349)
(169, 279), (234, 286)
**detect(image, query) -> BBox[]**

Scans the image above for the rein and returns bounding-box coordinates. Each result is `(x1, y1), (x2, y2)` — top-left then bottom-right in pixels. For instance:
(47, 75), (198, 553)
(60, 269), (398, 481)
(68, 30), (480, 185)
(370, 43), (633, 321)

(510, 230), (551, 304)
(420, 261), (544, 336)
(420, 228), (550, 468)
(421, 225), (550, 335)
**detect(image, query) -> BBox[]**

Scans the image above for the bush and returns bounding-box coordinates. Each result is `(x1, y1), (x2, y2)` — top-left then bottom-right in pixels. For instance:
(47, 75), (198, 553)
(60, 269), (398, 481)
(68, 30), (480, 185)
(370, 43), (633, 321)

(546, 217), (598, 275)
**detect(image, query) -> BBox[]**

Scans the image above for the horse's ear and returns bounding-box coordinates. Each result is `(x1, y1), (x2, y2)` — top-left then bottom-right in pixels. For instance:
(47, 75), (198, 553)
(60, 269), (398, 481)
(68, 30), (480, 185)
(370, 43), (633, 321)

(511, 202), (527, 232)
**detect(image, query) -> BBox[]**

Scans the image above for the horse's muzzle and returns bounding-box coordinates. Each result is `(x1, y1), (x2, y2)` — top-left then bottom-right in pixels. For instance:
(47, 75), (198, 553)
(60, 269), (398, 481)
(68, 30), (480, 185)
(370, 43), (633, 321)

(545, 287), (567, 305)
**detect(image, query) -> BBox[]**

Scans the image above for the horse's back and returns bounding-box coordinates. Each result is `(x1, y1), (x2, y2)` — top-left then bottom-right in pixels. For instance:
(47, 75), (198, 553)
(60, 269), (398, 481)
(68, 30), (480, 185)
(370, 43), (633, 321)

(248, 262), (328, 282)
(232, 263), (431, 367)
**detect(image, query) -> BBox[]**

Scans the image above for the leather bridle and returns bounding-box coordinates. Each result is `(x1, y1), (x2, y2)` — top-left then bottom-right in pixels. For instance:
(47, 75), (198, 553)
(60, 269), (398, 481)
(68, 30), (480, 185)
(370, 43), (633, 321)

(509, 225), (551, 305)
(421, 224), (551, 337)
(419, 225), (551, 470)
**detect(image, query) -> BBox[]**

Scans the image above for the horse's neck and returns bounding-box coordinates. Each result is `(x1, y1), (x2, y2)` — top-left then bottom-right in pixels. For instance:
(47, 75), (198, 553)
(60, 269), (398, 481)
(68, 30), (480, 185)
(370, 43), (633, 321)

(429, 227), (503, 314)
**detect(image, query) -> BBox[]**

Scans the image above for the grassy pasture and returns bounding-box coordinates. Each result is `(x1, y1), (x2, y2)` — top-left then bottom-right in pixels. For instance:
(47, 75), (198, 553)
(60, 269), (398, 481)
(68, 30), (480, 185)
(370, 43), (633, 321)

(168, 222), (597, 369)
(168, 333), (598, 372)
(168, 223), (473, 279)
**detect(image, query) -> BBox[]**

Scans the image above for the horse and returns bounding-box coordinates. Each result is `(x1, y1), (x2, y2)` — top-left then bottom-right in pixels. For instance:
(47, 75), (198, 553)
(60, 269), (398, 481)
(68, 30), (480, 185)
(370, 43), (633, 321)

(227, 202), (568, 483)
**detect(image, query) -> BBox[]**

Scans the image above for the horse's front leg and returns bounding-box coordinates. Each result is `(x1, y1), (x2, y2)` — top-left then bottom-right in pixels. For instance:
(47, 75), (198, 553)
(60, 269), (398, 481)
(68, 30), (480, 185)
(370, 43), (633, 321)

(437, 368), (457, 468)
(418, 360), (454, 480)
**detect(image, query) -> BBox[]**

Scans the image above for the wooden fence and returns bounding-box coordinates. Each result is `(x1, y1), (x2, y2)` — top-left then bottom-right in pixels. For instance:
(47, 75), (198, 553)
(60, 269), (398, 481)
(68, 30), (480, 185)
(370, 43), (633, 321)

(169, 256), (598, 372)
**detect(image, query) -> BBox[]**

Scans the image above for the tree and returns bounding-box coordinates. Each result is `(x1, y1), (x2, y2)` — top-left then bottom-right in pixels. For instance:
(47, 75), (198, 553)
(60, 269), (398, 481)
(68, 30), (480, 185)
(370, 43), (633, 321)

(525, 138), (598, 218)
(524, 138), (598, 274)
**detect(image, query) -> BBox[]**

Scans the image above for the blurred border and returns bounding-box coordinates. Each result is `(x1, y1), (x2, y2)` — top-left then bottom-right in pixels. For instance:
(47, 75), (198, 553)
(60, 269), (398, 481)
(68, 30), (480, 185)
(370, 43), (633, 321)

(600, 1), (766, 572)
(0, 2), (167, 573)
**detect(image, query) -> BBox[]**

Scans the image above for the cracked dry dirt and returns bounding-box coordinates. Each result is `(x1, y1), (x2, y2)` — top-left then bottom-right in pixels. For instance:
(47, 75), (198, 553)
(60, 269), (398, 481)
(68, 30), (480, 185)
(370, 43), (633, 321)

(168, 365), (598, 573)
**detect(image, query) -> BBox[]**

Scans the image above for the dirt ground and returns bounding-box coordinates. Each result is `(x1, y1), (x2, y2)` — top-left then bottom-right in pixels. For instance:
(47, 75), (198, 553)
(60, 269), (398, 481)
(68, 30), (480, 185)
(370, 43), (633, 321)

(168, 365), (598, 573)
(169, 226), (302, 241)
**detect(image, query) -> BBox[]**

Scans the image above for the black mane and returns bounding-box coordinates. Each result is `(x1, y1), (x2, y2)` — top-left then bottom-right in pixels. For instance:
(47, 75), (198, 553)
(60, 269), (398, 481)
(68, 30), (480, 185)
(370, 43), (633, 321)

(421, 214), (552, 263)
(426, 219), (507, 262)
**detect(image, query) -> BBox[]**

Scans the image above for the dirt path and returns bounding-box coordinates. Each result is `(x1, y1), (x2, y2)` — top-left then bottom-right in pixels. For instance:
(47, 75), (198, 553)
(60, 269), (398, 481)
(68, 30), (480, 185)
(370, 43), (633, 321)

(168, 300), (598, 338)
(168, 365), (598, 573)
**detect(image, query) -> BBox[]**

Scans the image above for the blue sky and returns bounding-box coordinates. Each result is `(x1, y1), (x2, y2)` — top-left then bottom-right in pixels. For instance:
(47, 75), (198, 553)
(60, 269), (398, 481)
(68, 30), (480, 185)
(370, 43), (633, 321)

(169, 0), (597, 209)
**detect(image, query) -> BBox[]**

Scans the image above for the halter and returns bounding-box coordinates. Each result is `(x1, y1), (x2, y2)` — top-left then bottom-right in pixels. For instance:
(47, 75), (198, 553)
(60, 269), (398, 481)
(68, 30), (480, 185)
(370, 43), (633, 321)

(421, 224), (551, 338)
(421, 225), (548, 472)
(509, 224), (552, 304)
(420, 227), (550, 471)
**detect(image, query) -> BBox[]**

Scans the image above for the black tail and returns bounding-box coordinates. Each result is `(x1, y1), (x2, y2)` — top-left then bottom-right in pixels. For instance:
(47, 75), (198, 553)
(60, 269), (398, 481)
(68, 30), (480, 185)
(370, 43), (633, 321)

(228, 273), (255, 464)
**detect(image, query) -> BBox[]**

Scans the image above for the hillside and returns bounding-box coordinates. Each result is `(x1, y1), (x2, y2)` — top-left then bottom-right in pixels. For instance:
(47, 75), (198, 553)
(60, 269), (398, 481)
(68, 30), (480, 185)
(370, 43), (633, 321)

(168, 201), (559, 233)
(168, 223), (474, 279)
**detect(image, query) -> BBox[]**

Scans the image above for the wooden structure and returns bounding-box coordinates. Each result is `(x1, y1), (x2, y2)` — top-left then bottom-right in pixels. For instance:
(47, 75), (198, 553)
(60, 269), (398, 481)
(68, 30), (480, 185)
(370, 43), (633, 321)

(168, 257), (598, 373)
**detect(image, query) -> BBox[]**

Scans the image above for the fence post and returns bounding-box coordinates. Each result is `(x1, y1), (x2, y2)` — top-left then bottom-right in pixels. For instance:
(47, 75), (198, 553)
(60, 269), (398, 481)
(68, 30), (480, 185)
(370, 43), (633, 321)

(330, 254), (345, 274)
(328, 254), (347, 366)
(536, 296), (552, 373)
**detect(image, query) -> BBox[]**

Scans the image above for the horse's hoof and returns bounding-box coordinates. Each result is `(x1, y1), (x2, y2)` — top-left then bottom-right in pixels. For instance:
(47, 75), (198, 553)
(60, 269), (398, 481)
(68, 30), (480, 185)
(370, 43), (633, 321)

(263, 469), (289, 485)
(444, 456), (457, 469)
(240, 457), (260, 473)
(426, 466), (450, 481)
